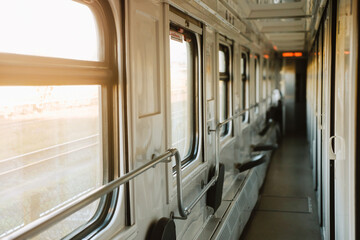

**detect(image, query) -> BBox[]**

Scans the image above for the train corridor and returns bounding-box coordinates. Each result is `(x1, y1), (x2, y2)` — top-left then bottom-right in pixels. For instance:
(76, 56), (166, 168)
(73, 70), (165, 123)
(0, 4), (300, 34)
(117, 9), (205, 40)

(240, 135), (322, 240)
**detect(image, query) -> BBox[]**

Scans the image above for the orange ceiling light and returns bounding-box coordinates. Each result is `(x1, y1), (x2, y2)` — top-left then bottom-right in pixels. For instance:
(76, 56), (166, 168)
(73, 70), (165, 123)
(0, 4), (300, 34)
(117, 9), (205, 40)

(264, 54), (269, 59)
(282, 52), (294, 57)
(282, 52), (303, 57)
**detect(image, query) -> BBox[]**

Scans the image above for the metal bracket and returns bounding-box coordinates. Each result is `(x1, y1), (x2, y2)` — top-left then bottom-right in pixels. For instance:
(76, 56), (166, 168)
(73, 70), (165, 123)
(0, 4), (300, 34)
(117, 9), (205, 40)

(207, 125), (216, 135)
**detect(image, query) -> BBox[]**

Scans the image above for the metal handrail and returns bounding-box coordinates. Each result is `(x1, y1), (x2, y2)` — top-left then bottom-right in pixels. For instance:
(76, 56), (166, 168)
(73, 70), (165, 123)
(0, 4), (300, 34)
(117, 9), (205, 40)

(6, 101), (273, 239)
(208, 103), (260, 134)
(5, 149), (180, 240)
(172, 148), (217, 219)
(172, 104), (264, 219)
(174, 101), (271, 219)
(186, 103), (256, 216)
(197, 102), (268, 214)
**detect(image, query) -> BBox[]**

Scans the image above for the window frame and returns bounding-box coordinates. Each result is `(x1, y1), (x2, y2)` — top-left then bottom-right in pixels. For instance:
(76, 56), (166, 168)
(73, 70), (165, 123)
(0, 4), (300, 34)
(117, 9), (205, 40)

(262, 57), (268, 100)
(0, 1), (120, 239)
(268, 69), (272, 105)
(169, 8), (203, 170)
(218, 41), (233, 138)
(241, 49), (250, 123)
(254, 54), (260, 114)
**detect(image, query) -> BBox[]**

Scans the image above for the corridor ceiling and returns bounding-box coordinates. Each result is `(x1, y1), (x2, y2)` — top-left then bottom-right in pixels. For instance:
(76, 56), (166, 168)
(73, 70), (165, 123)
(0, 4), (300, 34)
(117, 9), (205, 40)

(237, 0), (322, 52)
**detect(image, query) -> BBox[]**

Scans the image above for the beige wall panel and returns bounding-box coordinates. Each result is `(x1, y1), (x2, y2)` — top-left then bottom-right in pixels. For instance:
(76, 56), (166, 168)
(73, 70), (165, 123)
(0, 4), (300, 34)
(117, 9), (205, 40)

(132, 10), (161, 118)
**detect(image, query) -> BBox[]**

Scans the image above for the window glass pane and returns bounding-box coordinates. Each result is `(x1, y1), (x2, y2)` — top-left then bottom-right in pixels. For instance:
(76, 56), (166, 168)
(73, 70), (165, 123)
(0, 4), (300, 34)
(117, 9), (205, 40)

(219, 51), (226, 73)
(241, 57), (244, 76)
(263, 60), (267, 79)
(0, 0), (99, 61)
(255, 58), (260, 103)
(0, 86), (102, 238)
(170, 37), (194, 161)
(263, 60), (267, 98)
(219, 81), (228, 136)
(254, 57), (260, 115)
(246, 80), (250, 107)
(35, 200), (100, 239)
(268, 78), (272, 96)
(241, 54), (249, 122)
(219, 44), (230, 136)
(241, 55), (246, 107)
(270, 64), (274, 98)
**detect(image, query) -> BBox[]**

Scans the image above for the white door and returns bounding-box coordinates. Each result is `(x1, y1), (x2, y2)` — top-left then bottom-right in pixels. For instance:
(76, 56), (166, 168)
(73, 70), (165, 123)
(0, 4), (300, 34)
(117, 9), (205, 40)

(332, 0), (357, 239)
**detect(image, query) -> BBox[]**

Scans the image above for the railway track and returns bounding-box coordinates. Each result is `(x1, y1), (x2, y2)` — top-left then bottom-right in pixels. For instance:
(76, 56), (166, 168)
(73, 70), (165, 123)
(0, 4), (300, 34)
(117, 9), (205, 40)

(0, 134), (99, 177)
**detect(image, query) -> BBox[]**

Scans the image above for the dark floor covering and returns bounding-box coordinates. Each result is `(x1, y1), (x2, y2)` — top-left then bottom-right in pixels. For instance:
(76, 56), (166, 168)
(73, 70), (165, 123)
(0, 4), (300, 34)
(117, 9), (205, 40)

(240, 135), (322, 240)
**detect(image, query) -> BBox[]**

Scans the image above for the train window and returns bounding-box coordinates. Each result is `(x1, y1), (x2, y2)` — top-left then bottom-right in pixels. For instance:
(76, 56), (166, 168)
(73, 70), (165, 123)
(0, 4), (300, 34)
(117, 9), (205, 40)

(0, 1), (118, 239)
(219, 51), (226, 73)
(0, 86), (103, 238)
(0, 0), (99, 61)
(241, 52), (249, 122)
(268, 65), (273, 101)
(219, 44), (232, 137)
(254, 55), (260, 114)
(170, 24), (199, 164)
(262, 58), (267, 99)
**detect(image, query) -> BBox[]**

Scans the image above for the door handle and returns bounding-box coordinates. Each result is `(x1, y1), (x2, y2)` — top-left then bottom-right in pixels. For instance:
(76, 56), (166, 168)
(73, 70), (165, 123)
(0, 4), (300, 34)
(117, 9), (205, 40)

(329, 135), (345, 160)
(317, 113), (324, 130)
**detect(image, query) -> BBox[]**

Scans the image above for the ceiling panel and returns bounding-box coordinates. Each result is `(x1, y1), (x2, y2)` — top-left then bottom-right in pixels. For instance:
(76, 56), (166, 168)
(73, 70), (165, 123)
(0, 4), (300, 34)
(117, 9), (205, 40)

(239, 0), (317, 52)
(246, 0), (307, 19)
(256, 19), (307, 33)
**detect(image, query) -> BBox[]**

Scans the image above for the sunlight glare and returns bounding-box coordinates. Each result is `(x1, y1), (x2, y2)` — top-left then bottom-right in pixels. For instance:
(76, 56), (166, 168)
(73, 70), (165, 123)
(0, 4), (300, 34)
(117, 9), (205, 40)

(0, 0), (99, 61)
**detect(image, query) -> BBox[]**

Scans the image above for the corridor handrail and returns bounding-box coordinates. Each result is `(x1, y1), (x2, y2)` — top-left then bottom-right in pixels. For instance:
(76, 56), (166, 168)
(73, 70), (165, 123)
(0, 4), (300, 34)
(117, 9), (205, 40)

(201, 103), (261, 216)
(5, 149), (180, 240)
(208, 103), (260, 134)
(6, 101), (273, 239)
(175, 103), (265, 219)
(172, 148), (219, 219)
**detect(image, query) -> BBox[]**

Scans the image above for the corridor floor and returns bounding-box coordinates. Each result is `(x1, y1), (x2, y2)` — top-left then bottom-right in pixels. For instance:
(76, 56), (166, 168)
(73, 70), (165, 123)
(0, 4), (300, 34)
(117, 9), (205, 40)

(240, 136), (322, 240)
